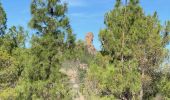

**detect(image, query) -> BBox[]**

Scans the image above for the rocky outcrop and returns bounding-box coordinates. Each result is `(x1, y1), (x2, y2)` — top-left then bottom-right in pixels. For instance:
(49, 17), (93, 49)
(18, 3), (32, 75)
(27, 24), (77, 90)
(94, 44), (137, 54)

(59, 32), (96, 100)
(60, 60), (86, 100)
(85, 32), (96, 55)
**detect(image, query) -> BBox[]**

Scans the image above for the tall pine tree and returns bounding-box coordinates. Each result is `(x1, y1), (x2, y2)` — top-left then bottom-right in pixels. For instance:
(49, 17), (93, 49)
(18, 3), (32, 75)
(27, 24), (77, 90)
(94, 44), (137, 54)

(99, 0), (142, 99)
(99, 0), (170, 99)
(0, 2), (7, 36)
(16, 0), (75, 99)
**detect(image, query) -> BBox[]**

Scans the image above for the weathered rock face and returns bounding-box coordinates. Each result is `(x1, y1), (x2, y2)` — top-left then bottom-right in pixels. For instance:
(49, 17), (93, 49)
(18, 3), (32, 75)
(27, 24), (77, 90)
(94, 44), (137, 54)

(85, 32), (93, 46)
(85, 32), (96, 55)
(59, 32), (96, 100)
(60, 60), (86, 100)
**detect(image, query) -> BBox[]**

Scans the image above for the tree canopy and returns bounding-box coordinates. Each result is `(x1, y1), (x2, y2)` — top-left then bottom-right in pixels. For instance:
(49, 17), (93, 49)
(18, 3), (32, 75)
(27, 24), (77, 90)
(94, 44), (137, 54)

(0, 3), (7, 36)
(0, 0), (170, 100)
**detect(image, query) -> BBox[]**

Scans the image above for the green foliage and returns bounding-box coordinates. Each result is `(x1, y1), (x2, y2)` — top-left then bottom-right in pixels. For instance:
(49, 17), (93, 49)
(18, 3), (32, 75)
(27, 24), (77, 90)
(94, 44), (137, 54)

(0, 0), (170, 99)
(0, 87), (17, 100)
(86, 62), (140, 99)
(29, 0), (69, 33)
(0, 26), (28, 99)
(99, 0), (144, 99)
(12, 0), (76, 99)
(99, 0), (170, 99)
(158, 76), (170, 99)
(158, 65), (170, 99)
(0, 49), (19, 90)
(29, 0), (75, 48)
(0, 3), (7, 36)
(0, 26), (27, 54)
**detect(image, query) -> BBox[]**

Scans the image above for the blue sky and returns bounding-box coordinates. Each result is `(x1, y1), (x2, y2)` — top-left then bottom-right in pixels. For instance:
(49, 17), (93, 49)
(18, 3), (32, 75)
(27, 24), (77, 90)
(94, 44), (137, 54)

(1, 0), (170, 50)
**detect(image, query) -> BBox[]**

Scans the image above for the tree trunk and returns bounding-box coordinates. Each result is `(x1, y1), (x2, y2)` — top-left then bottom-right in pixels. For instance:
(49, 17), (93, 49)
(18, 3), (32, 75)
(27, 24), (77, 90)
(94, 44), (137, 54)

(139, 87), (143, 100)
(139, 70), (144, 100)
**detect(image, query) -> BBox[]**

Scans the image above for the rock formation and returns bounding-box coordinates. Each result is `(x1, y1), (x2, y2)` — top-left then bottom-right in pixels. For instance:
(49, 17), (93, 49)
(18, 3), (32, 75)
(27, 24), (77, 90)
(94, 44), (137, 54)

(59, 32), (96, 100)
(85, 32), (96, 55)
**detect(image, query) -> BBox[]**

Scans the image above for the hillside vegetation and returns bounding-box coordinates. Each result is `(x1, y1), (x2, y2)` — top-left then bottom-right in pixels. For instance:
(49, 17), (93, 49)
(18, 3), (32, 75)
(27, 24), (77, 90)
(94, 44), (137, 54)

(0, 0), (170, 100)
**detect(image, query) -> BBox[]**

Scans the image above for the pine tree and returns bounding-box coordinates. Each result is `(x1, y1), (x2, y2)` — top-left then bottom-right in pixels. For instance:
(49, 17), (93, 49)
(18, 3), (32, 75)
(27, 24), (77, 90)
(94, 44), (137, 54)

(98, 0), (170, 99)
(0, 4), (23, 98)
(0, 3), (7, 36)
(99, 0), (142, 99)
(1, 26), (27, 54)
(0, 26), (28, 99)
(155, 21), (170, 99)
(29, 0), (75, 48)
(16, 0), (75, 99)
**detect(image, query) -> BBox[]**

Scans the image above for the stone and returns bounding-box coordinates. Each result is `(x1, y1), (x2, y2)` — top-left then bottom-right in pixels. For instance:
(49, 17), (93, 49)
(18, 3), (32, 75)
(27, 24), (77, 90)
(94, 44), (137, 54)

(85, 32), (96, 55)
